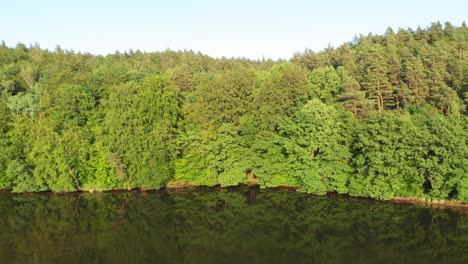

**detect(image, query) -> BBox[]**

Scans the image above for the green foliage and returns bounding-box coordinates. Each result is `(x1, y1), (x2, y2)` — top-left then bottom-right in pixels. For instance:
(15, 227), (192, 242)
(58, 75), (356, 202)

(210, 124), (249, 187)
(104, 74), (180, 189)
(184, 69), (256, 129)
(339, 71), (374, 118)
(174, 130), (219, 186)
(175, 124), (249, 187)
(0, 100), (12, 188)
(250, 131), (291, 188)
(417, 113), (467, 200)
(0, 22), (467, 205)
(252, 63), (309, 131)
(8, 159), (45, 193)
(349, 110), (468, 201)
(279, 99), (353, 195)
(309, 66), (343, 102)
(7, 92), (39, 117)
(349, 113), (421, 200)
(27, 117), (81, 192)
(80, 142), (123, 191)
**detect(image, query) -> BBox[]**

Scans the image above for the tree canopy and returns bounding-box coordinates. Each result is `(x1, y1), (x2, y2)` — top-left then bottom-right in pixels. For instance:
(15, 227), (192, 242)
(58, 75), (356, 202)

(0, 22), (467, 202)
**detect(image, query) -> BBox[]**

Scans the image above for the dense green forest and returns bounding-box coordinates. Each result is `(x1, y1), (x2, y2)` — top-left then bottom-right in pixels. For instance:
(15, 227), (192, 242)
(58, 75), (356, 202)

(0, 22), (467, 201)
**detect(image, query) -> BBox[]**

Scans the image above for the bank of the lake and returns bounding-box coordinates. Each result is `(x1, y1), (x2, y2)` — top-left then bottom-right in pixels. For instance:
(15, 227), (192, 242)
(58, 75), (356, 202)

(2, 185), (468, 210)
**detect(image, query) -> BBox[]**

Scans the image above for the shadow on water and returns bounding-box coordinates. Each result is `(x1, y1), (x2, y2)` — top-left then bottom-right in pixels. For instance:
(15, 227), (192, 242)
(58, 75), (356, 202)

(0, 187), (467, 264)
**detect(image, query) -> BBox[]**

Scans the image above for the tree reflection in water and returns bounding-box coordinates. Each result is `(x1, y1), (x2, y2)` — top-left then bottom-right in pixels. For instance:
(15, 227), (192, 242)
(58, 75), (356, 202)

(0, 188), (467, 263)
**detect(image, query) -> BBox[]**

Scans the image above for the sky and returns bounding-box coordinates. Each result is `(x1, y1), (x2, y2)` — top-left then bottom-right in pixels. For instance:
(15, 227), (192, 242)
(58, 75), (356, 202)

(1, 0), (467, 60)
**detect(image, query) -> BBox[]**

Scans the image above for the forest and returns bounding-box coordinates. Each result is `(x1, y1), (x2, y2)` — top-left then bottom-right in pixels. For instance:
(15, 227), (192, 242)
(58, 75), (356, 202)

(0, 22), (467, 202)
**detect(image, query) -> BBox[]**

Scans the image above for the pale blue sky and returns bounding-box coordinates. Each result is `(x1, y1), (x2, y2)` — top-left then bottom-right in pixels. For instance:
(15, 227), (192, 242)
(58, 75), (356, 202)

(1, 0), (466, 59)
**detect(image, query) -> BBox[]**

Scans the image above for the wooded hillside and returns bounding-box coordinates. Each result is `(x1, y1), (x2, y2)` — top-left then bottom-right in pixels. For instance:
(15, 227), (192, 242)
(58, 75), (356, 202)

(0, 22), (467, 201)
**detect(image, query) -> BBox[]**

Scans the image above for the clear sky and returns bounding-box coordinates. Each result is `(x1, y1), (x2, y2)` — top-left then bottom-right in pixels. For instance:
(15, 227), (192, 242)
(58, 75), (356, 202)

(1, 0), (467, 60)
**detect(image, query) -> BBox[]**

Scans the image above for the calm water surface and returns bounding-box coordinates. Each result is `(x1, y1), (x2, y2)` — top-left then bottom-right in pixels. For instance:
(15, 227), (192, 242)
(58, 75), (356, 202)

(0, 187), (467, 264)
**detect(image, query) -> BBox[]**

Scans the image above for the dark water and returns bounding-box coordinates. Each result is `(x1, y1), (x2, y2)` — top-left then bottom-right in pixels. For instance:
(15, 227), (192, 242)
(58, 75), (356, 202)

(0, 187), (467, 264)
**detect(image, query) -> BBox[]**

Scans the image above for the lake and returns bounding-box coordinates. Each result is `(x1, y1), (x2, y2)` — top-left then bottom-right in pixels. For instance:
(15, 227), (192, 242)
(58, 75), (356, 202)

(0, 187), (467, 263)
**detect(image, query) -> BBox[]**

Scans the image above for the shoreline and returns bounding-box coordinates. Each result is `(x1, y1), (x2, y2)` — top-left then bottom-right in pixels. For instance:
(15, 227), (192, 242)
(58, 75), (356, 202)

(1, 186), (467, 209)
(391, 196), (468, 208)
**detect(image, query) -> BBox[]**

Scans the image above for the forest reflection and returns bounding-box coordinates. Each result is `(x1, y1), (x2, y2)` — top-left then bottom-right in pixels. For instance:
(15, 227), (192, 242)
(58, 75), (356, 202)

(0, 188), (467, 264)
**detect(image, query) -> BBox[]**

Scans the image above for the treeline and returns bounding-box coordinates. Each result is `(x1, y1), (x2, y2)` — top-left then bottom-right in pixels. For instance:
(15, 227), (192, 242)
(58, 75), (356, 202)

(0, 22), (467, 201)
